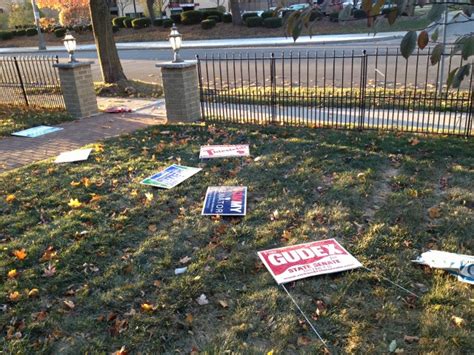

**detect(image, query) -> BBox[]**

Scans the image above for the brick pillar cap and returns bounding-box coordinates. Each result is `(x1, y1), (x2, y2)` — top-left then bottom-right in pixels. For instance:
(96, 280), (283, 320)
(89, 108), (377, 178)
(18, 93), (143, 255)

(53, 61), (94, 69)
(156, 60), (197, 69)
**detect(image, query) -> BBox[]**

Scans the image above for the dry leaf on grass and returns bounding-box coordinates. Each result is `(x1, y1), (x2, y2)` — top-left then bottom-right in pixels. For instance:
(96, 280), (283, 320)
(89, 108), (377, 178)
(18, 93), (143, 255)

(7, 269), (18, 279)
(63, 300), (75, 310)
(140, 303), (156, 312)
(5, 194), (16, 203)
(403, 335), (419, 343)
(40, 246), (57, 262)
(179, 256), (192, 264)
(218, 300), (229, 308)
(13, 249), (27, 260)
(43, 264), (56, 277)
(148, 224), (157, 232)
(68, 198), (82, 209)
(428, 206), (441, 219)
(297, 336), (311, 346)
(451, 315), (466, 328)
(28, 288), (39, 298)
(9, 291), (21, 301)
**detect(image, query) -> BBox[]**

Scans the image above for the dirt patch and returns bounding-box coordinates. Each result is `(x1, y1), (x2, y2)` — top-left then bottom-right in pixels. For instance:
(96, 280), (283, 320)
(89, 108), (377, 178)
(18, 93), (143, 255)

(363, 165), (399, 221)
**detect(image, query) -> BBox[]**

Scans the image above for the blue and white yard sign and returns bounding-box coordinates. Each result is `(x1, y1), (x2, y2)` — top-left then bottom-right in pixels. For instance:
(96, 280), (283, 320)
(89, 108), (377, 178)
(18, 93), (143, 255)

(12, 125), (63, 138)
(140, 164), (202, 189)
(202, 186), (247, 216)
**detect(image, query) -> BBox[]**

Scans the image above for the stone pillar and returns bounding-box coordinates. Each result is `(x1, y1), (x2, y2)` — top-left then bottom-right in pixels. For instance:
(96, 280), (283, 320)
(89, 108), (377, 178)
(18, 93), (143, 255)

(53, 61), (98, 119)
(156, 60), (201, 122)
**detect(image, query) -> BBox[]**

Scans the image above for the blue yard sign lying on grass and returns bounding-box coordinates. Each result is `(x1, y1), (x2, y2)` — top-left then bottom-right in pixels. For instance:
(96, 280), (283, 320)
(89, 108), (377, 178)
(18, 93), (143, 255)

(140, 164), (202, 189)
(11, 125), (63, 138)
(202, 186), (247, 216)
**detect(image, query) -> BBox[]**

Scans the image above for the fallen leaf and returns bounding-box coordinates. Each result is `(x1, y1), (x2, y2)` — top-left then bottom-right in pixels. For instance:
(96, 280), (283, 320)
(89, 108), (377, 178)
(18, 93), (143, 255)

(43, 264), (57, 277)
(451, 315), (466, 328)
(179, 256), (192, 264)
(39, 246), (57, 262)
(148, 224), (157, 232)
(28, 288), (39, 298)
(114, 346), (128, 355)
(13, 249), (27, 260)
(153, 280), (161, 287)
(81, 177), (91, 188)
(271, 210), (280, 221)
(144, 192), (154, 202)
(7, 269), (18, 279)
(297, 336), (311, 346)
(63, 300), (75, 310)
(218, 299), (228, 308)
(403, 335), (419, 343)
(428, 206), (441, 219)
(9, 291), (21, 301)
(140, 303), (156, 312)
(409, 137), (420, 146)
(32, 310), (47, 321)
(196, 294), (209, 305)
(267, 351), (275, 355)
(68, 198), (82, 209)
(89, 194), (102, 203)
(5, 194), (16, 203)
(70, 181), (81, 187)
(185, 313), (193, 325)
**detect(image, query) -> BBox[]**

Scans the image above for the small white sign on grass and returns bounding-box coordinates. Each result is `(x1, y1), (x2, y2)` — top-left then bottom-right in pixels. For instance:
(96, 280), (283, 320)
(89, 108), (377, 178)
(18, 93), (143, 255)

(55, 148), (92, 164)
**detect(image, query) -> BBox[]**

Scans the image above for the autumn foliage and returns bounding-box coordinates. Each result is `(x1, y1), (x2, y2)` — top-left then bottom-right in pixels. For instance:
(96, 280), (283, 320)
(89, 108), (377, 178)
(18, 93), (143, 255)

(36, 0), (90, 26)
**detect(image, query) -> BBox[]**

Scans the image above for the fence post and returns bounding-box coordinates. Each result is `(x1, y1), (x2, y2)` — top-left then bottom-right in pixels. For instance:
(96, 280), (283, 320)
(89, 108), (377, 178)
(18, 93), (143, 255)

(196, 55), (206, 120)
(358, 50), (368, 130)
(270, 53), (277, 123)
(13, 57), (29, 107)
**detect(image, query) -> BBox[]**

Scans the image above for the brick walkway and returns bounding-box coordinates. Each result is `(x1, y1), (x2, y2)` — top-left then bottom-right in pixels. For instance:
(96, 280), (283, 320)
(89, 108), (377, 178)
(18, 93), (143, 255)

(0, 99), (166, 174)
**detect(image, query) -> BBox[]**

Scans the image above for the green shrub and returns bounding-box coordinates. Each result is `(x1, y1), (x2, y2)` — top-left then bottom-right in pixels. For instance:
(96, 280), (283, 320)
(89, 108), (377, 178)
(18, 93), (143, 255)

(381, 7), (398, 16)
(170, 14), (181, 24)
(163, 19), (173, 28)
(25, 28), (37, 36)
(131, 17), (152, 29)
(200, 10), (223, 21)
(310, 9), (323, 21)
(263, 17), (282, 28)
(246, 16), (263, 27)
(261, 10), (275, 19)
(0, 30), (14, 40)
(201, 19), (216, 30)
(14, 29), (26, 36)
(207, 15), (220, 22)
(153, 18), (164, 26)
(329, 12), (339, 22)
(112, 16), (128, 28)
(352, 9), (367, 19)
(242, 12), (260, 22)
(181, 10), (202, 25)
(123, 18), (133, 28)
(54, 28), (67, 38)
(223, 13), (232, 23)
(112, 25), (120, 33)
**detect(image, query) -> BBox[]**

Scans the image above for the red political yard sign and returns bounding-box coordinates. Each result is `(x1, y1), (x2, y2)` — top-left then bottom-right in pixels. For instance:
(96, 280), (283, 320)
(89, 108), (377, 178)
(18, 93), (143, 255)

(199, 145), (249, 159)
(258, 239), (362, 284)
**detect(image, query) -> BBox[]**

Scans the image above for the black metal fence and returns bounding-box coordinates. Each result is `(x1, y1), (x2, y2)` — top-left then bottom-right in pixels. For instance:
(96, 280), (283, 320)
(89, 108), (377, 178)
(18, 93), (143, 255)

(0, 56), (65, 109)
(197, 48), (473, 136)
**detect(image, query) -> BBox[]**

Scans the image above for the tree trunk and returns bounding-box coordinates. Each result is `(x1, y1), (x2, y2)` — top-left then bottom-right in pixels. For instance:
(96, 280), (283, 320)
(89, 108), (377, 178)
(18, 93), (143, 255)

(230, 0), (242, 25)
(89, 0), (127, 83)
(146, 0), (155, 20)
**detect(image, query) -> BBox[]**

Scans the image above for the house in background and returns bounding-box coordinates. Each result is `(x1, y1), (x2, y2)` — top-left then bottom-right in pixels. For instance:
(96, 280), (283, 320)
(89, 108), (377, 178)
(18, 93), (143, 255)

(0, 0), (11, 14)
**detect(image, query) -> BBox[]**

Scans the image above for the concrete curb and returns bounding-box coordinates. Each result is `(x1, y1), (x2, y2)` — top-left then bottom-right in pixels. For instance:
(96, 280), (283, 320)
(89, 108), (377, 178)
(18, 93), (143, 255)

(0, 32), (405, 55)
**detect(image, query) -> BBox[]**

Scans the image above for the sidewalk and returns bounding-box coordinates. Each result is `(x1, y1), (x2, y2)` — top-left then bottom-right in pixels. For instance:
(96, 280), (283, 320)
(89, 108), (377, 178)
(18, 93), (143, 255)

(0, 32), (405, 54)
(0, 99), (166, 174)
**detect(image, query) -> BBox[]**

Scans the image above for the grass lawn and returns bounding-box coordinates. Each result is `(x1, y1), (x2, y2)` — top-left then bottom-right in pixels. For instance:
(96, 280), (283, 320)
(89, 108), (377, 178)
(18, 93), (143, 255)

(0, 123), (473, 353)
(0, 106), (72, 137)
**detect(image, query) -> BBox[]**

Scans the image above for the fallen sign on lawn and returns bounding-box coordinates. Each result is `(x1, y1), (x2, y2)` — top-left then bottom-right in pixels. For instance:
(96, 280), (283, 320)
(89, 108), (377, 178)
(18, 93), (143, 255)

(258, 239), (362, 284)
(413, 250), (474, 285)
(199, 145), (250, 159)
(202, 186), (247, 216)
(55, 148), (92, 164)
(258, 239), (418, 349)
(140, 164), (202, 189)
(12, 125), (63, 138)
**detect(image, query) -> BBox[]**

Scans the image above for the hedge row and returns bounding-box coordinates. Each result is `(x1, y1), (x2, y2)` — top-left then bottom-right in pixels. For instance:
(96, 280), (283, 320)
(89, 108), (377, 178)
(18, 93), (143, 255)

(0, 28), (39, 40)
(246, 17), (283, 28)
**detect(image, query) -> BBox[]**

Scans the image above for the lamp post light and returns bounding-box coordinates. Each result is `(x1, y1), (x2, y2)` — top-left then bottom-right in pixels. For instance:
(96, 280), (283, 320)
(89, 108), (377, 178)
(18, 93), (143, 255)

(169, 24), (183, 63)
(63, 31), (77, 63)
